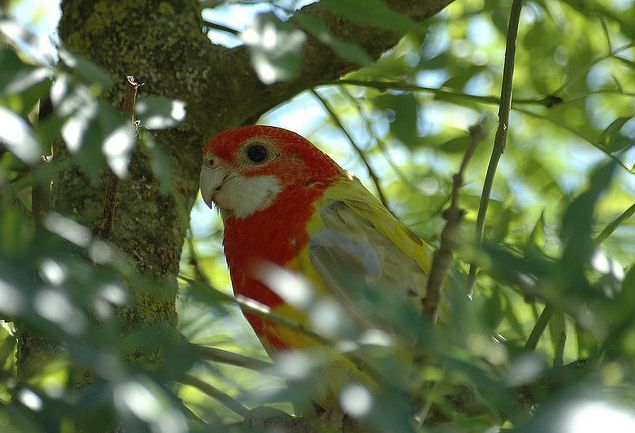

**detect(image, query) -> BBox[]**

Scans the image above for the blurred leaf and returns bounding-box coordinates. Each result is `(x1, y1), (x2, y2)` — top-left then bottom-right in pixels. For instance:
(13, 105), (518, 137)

(373, 93), (418, 147)
(560, 162), (618, 295)
(0, 105), (41, 163)
(526, 211), (546, 258)
(135, 96), (186, 130)
(0, 46), (50, 97)
(58, 48), (113, 89)
(598, 116), (634, 153)
(242, 13), (306, 84)
(1, 77), (51, 118)
(140, 131), (174, 194)
(294, 14), (372, 66)
(439, 135), (470, 153)
(321, 0), (421, 34)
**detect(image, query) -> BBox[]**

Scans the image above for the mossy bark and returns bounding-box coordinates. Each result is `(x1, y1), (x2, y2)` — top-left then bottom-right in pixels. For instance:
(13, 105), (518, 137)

(18, 0), (454, 430)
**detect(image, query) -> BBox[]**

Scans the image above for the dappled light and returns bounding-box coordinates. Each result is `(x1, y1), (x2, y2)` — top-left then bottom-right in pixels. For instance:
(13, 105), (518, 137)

(340, 383), (373, 418)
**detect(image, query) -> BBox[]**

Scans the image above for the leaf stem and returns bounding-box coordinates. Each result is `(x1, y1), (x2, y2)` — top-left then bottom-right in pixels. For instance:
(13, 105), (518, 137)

(594, 203), (635, 245)
(466, 0), (523, 295)
(524, 304), (554, 351)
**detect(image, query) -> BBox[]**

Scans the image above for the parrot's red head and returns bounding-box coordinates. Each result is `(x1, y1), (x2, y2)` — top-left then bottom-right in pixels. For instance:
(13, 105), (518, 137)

(200, 125), (342, 219)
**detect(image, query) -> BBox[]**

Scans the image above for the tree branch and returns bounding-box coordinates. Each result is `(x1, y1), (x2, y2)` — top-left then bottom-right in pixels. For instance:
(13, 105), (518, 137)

(465, 0), (523, 295)
(422, 119), (486, 318)
(94, 76), (142, 241)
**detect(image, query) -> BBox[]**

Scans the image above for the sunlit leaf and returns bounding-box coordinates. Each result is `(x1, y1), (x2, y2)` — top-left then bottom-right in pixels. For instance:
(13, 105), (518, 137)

(242, 13), (306, 84)
(321, 0), (421, 34)
(59, 48), (113, 89)
(0, 105), (41, 163)
(135, 96), (186, 130)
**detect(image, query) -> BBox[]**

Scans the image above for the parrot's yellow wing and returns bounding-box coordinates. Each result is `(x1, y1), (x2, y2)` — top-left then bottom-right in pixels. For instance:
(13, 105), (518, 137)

(296, 174), (434, 336)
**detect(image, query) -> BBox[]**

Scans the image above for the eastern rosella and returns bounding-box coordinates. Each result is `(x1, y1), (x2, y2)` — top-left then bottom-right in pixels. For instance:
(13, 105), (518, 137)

(200, 125), (433, 413)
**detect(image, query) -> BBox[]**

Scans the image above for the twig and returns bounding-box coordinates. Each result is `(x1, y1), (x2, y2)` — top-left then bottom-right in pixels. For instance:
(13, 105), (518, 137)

(338, 79), (561, 108)
(594, 203), (635, 245)
(94, 76), (142, 240)
(197, 345), (273, 371)
(182, 374), (251, 418)
(466, 0), (523, 296)
(202, 20), (241, 36)
(310, 88), (392, 212)
(32, 97), (54, 226)
(422, 119), (486, 318)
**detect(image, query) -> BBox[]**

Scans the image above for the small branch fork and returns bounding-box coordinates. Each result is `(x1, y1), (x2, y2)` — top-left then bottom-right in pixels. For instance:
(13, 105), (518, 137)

(466, 0), (524, 295)
(94, 76), (143, 241)
(422, 120), (486, 318)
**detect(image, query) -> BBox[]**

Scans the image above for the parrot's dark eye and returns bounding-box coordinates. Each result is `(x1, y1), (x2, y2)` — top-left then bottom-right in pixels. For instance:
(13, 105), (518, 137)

(207, 157), (214, 167)
(246, 143), (267, 163)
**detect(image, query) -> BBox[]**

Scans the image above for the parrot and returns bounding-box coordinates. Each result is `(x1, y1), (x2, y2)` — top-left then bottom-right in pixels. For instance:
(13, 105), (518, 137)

(199, 125), (434, 415)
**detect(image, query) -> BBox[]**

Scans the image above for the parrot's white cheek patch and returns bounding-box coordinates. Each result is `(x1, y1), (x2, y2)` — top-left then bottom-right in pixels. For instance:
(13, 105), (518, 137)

(214, 174), (281, 219)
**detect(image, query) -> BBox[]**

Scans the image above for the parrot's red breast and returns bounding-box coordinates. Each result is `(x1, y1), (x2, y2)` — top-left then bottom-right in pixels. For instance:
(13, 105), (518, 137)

(202, 126), (342, 349)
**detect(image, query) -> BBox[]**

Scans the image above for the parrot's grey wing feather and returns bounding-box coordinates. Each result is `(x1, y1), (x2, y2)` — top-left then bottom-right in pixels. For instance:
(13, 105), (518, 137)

(308, 198), (428, 332)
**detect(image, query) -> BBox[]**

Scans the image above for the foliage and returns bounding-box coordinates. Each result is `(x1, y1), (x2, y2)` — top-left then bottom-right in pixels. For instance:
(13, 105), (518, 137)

(1, 0), (635, 432)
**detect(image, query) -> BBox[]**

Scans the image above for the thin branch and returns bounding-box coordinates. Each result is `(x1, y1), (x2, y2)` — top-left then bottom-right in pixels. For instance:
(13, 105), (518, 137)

(594, 203), (635, 245)
(553, 41), (635, 96)
(94, 76), (142, 241)
(32, 97), (54, 226)
(182, 374), (251, 418)
(202, 20), (241, 36)
(466, 0), (523, 296)
(310, 88), (392, 212)
(422, 119), (486, 318)
(338, 79), (560, 107)
(196, 345), (273, 371)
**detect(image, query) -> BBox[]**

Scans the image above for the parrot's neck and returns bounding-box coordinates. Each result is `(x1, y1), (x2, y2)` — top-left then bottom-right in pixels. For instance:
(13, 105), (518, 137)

(222, 181), (332, 308)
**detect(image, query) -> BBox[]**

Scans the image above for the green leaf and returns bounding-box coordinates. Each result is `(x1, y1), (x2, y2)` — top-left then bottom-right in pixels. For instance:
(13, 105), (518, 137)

(0, 105), (41, 163)
(135, 96), (186, 130)
(439, 135), (470, 153)
(59, 48), (113, 89)
(526, 210), (546, 258)
(598, 116), (633, 153)
(140, 131), (174, 194)
(373, 93), (418, 147)
(242, 13), (307, 84)
(559, 162), (617, 296)
(293, 14), (372, 66)
(321, 0), (421, 34)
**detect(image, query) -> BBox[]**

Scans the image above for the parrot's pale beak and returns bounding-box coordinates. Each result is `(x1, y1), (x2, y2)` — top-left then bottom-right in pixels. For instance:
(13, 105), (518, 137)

(200, 165), (228, 209)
